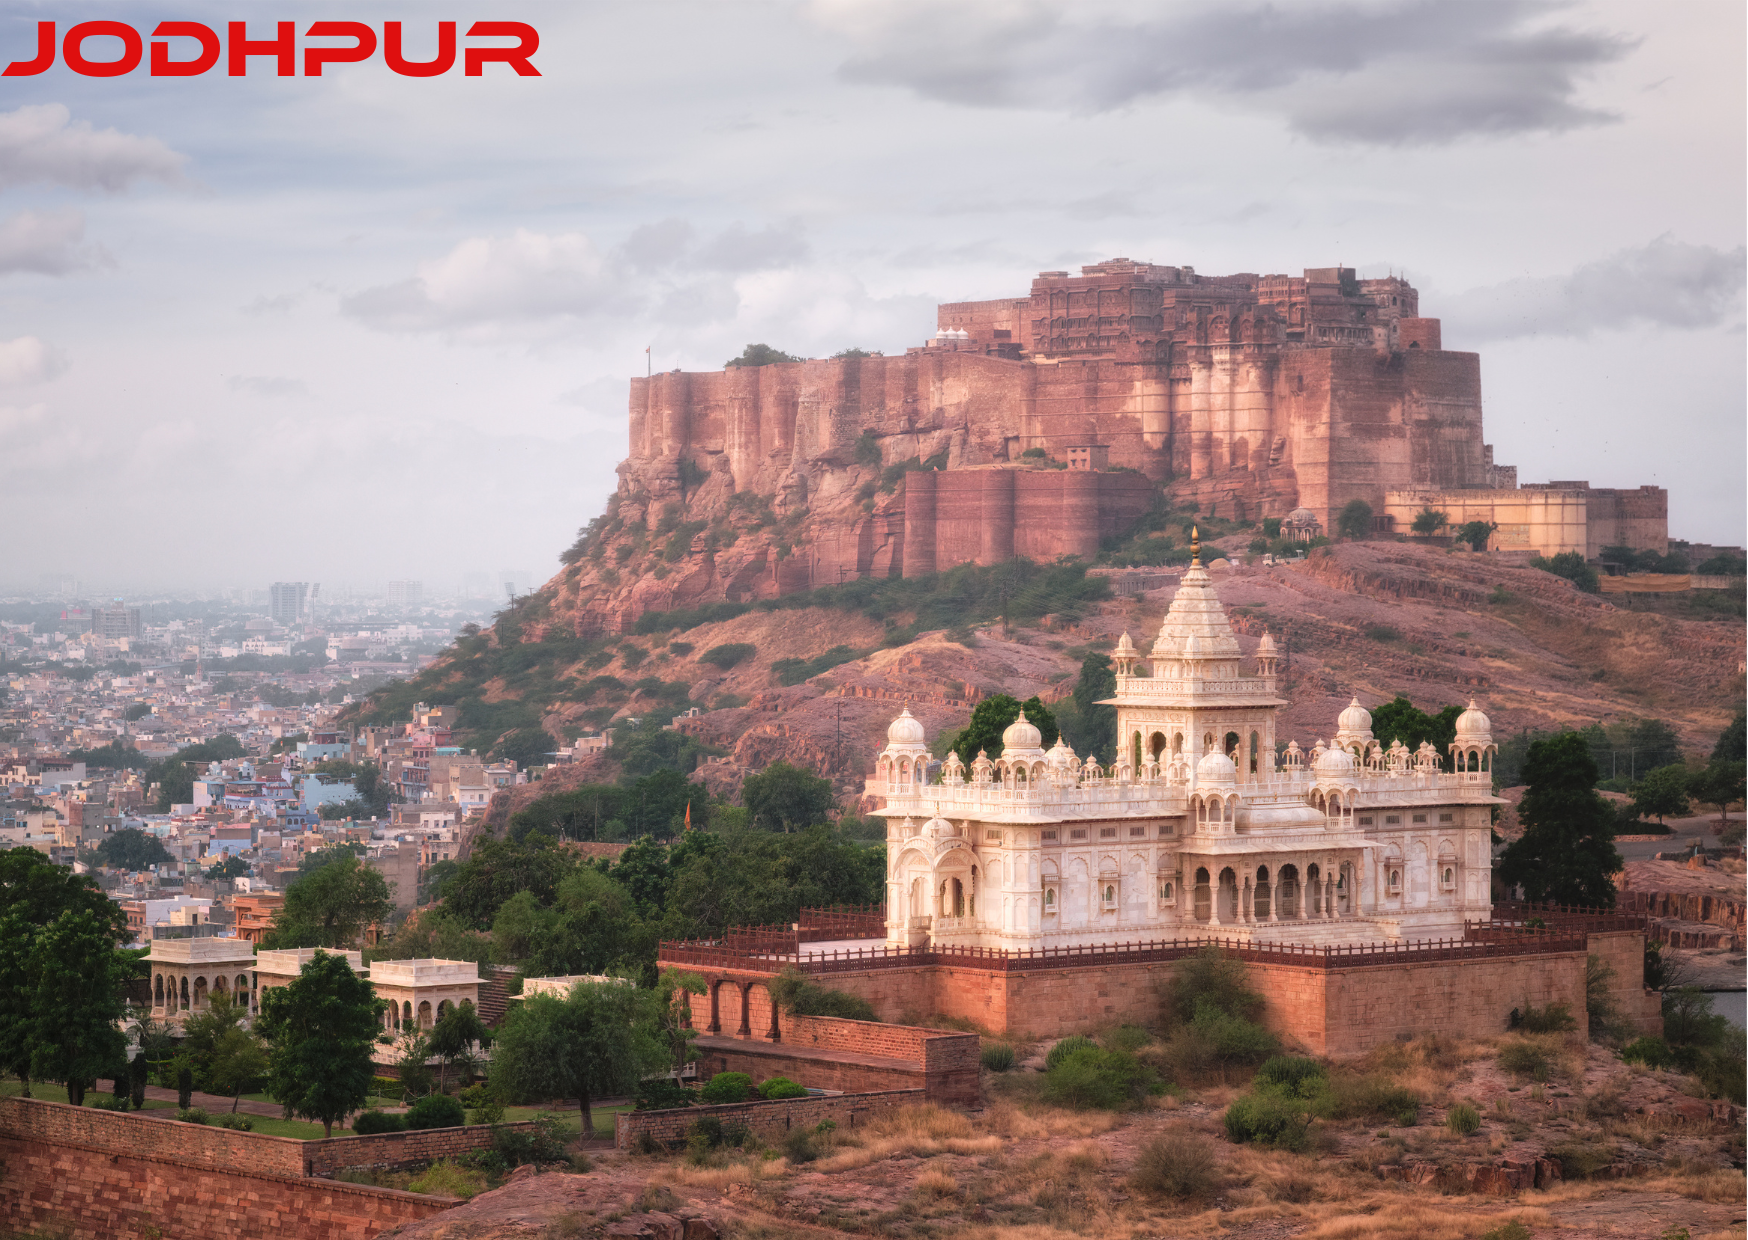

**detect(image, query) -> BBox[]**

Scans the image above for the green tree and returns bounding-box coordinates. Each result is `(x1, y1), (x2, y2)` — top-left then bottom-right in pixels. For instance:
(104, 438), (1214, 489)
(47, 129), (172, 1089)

(743, 761), (836, 832)
(257, 950), (384, 1137)
(442, 833), (576, 930)
(145, 734), (244, 811)
(206, 1026), (269, 1112)
(261, 854), (394, 949)
(180, 991), (248, 1088)
(492, 726), (556, 768)
(1711, 713), (1745, 764)
(1630, 764), (1691, 824)
(655, 969), (707, 1075)
(1497, 733), (1622, 907)
(1455, 520), (1498, 552)
(489, 980), (663, 1135)
(952, 693), (1059, 767)
(1530, 551), (1601, 594)
(205, 855), (249, 881)
(427, 999), (489, 1092)
(93, 828), (173, 871)
(1368, 697), (1464, 768)
(0, 847), (132, 1100)
(1061, 652), (1117, 764)
(1690, 760), (1746, 834)
(852, 429), (882, 465)
(1411, 508), (1448, 536)
(1336, 499), (1374, 540)
(724, 343), (802, 368)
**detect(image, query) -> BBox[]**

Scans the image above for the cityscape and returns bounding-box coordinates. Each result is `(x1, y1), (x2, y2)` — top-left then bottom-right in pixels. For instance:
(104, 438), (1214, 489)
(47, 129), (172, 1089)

(0, 5), (1741, 1240)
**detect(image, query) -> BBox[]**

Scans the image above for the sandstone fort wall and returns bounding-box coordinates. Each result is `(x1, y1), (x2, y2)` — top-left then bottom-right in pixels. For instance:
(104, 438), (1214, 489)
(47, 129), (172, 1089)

(614, 1089), (923, 1151)
(0, 1098), (455, 1240)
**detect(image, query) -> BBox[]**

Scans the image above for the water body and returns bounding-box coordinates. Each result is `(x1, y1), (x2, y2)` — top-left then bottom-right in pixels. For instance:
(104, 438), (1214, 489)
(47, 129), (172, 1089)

(1705, 990), (1745, 1031)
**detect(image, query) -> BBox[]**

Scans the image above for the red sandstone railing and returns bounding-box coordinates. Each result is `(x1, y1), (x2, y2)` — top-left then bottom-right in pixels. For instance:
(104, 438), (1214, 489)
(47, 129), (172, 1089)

(1486, 901), (1650, 935)
(658, 928), (1589, 976)
(798, 904), (887, 943)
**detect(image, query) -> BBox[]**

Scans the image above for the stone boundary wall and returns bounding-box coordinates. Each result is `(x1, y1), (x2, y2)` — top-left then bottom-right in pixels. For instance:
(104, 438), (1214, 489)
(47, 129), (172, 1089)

(614, 1089), (924, 1151)
(304, 1121), (540, 1176)
(0, 1099), (454, 1240)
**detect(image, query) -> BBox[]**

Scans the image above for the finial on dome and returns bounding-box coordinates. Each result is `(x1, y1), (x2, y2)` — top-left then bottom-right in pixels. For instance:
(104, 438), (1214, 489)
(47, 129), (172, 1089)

(1191, 525), (1201, 565)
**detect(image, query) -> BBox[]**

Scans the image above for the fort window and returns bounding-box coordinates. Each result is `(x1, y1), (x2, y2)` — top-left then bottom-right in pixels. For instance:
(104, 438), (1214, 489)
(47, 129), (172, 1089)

(1043, 887), (1057, 911)
(1439, 813), (1454, 823)
(1358, 815), (1374, 825)
(1102, 884), (1118, 909)
(1441, 867), (1456, 890)
(1158, 880), (1175, 904)
(1388, 869), (1402, 893)
(1069, 828), (1087, 840)
(1099, 827), (1117, 838)
(1385, 815), (1400, 825)
(985, 829), (1001, 842)
(1042, 829), (1058, 841)
(1129, 826), (1146, 837)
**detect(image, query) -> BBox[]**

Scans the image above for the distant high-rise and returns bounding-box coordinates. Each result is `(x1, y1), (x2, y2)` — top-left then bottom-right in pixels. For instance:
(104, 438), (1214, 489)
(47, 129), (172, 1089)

(94, 604), (142, 640)
(269, 582), (309, 625)
(387, 580), (423, 611)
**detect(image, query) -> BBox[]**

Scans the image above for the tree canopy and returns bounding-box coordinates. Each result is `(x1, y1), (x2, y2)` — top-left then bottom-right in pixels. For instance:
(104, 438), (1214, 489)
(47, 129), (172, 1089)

(145, 734), (245, 812)
(1368, 697), (1463, 769)
(1630, 764), (1691, 824)
(257, 950), (383, 1137)
(1410, 508), (1448, 536)
(261, 854), (393, 949)
(1497, 732), (1622, 907)
(490, 980), (664, 1133)
(1055, 652), (1117, 765)
(1530, 551), (1601, 594)
(724, 343), (803, 368)
(1336, 500), (1373, 540)
(952, 693), (1060, 767)
(743, 761), (836, 832)
(93, 828), (173, 872)
(1454, 520), (1497, 552)
(0, 848), (133, 1103)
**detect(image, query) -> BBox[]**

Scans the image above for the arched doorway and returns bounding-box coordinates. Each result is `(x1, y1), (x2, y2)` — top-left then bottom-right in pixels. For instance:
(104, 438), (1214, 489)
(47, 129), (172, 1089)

(1278, 865), (1300, 918)
(1193, 867), (1212, 922)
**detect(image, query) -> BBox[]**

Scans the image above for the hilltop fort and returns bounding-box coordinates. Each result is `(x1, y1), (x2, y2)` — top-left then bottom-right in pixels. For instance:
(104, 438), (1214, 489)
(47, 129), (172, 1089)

(564, 258), (1668, 634)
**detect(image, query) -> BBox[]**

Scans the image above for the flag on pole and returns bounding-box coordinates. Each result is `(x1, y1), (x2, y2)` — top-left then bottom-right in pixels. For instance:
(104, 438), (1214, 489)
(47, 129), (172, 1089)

(684, 801), (691, 831)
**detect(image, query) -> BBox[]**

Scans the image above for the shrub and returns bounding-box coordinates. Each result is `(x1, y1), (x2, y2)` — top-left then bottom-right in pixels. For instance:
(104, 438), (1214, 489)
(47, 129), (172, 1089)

(1447, 1102), (1481, 1135)
(635, 1078), (699, 1110)
(1255, 1055), (1327, 1097)
(1516, 1002), (1577, 1033)
(1481, 1223), (1534, 1240)
(1130, 1131), (1219, 1200)
(1042, 1047), (1156, 1110)
(1223, 1092), (1309, 1151)
(1045, 1034), (1098, 1070)
(493, 1112), (571, 1167)
(701, 643), (756, 670)
(1365, 624), (1401, 642)
(1315, 1074), (1419, 1125)
(701, 1072), (754, 1105)
(1498, 1039), (1557, 1082)
(469, 1097), (505, 1126)
(407, 1159), (487, 1200)
(1621, 1035), (1674, 1069)
(782, 1126), (820, 1163)
(406, 1093), (467, 1131)
(353, 1109), (406, 1135)
(88, 1094), (130, 1112)
(1167, 946), (1264, 1026)
(373, 1075), (403, 1100)
(759, 1077), (808, 1100)
(176, 1108), (209, 1125)
(214, 1113), (254, 1131)
(1188, 1000), (1278, 1065)
(980, 1042), (1016, 1072)
(1546, 1137), (1616, 1180)
(853, 430), (882, 466)
(769, 969), (878, 1021)
(1102, 1025), (1152, 1053)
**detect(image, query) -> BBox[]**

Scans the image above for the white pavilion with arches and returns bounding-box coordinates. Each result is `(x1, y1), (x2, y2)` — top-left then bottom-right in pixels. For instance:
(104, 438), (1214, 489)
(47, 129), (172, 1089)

(868, 536), (1500, 950)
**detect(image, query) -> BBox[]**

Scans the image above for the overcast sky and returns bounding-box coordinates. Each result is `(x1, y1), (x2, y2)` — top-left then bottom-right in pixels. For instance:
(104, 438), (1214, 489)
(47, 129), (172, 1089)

(1, 0), (1741, 596)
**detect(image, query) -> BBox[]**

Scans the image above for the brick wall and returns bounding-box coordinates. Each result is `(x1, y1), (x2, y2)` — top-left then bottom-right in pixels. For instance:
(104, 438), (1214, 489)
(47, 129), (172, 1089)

(0, 1099), (454, 1240)
(1586, 929), (1664, 1038)
(304, 1121), (540, 1176)
(697, 1042), (929, 1099)
(614, 1089), (923, 1151)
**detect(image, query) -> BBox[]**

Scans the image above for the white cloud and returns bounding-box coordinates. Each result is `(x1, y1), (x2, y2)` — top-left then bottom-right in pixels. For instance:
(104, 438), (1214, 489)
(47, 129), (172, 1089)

(814, 0), (1634, 145)
(0, 402), (46, 433)
(0, 336), (66, 386)
(0, 103), (187, 193)
(226, 375), (310, 399)
(0, 208), (108, 276)
(1441, 237), (1747, 342)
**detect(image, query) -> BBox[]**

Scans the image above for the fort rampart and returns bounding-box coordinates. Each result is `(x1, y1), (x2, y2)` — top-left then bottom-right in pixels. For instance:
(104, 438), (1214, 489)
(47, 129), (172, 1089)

(0, 1098), (459, 1240)
(613, 1089), (923, 1151)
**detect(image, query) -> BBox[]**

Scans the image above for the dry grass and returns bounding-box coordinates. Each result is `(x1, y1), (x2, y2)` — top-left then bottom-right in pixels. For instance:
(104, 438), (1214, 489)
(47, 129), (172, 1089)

(1304, 1204), (1552, 1239)
(812, 1104), (1003, 1173)
(914, 1169), (959, 1199)
(650, 1152), (790, 1190)
(980, 1101), (1119, 1139)
(1639, 1169), (1748, 1203)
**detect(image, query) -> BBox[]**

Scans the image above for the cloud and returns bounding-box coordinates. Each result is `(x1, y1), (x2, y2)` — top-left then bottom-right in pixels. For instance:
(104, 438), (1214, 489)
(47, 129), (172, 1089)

(0, 208), (109, 276)
(241, 292), (301, 316)
(0, 103), (187, 193)
(1441, 237), (1747, 342)
(343, 221), (810, 335)
(814, 0), (1634, 145)
(226, 375), (309, 399)
(0, 402), (46, 432)
(0, 336), (66, 386)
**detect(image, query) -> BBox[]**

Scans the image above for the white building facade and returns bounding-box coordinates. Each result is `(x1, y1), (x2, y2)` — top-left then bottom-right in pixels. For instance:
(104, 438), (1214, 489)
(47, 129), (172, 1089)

(869, 544), (1500, 951)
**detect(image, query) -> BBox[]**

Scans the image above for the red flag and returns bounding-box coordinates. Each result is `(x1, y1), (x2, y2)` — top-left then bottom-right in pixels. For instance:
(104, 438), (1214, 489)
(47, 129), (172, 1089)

(684, 801), (691, 831)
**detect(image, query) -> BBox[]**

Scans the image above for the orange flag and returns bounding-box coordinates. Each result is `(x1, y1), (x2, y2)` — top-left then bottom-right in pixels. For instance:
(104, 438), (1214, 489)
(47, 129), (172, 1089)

(684, 801), (691, 831)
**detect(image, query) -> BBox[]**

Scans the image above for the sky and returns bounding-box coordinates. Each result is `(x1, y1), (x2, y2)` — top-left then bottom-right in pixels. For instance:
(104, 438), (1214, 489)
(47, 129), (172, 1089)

(0, 0), (1742, 595)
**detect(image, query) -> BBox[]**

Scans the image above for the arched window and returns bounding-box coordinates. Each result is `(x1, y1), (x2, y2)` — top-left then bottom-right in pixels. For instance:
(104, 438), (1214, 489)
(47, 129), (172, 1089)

(1103, 884), (1117, 908)
(1249, 732), (1260, 774)
(1159, 880), (1174, 903)
(179, 977), (190, 1009)
(403, 1000), (413, 1026)
(1044, 888), (1056, 907)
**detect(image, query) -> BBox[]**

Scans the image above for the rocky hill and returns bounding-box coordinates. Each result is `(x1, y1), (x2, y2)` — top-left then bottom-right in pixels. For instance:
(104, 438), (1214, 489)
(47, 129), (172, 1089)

(350, 538), (1743, 805)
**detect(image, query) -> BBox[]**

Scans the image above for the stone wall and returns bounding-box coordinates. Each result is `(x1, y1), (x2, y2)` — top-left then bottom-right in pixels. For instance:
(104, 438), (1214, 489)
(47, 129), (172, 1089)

(0, 1098), (454, 1240)
(614, 1089), (924, 1151)
(804, 949), (1602, 1053)
(303, 1122), (541, 1176)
